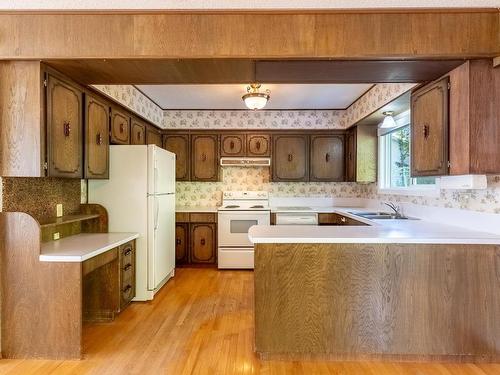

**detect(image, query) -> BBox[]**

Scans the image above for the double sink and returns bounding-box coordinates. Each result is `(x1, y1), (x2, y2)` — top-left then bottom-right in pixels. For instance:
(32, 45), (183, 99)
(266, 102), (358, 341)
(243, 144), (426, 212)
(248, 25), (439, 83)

(348, 211), (418, 220)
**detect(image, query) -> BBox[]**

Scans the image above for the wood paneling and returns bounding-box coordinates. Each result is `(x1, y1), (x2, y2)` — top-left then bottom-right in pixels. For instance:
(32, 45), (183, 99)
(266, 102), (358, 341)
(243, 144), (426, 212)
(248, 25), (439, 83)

(46, 73), (83, 178)
(164, 134), (190, 180)
(247, 134), (271, 157)
(191, 134), (219, 182)
(1, 11), (498, 59)
(0, 61), (43, 177)
(411, 77), (449, 176)
(272, 134), (309, 182)
(110, 107), (130, 145)
(0, 212), (82, 359)
(254, 242), (500, 361)
(221, 134), (246, 157)
(309, 134), (344, 182)
(130, 117), (146, 145)
(84, 93), (109, 179)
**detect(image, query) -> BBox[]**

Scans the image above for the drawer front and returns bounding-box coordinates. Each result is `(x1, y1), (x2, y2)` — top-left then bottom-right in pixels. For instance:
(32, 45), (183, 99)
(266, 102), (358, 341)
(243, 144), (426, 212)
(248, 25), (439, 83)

(121, 283), (135, 308)
(176, 212), (190, 222)
(120, 241), (135, 268)
(190, 213), (216, 223)
(121, 261), (134, 286)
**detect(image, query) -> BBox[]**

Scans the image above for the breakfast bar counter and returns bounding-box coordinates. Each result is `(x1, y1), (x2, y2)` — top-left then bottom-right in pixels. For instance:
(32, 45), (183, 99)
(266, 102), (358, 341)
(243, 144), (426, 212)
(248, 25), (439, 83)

(250, 219), (500, 362)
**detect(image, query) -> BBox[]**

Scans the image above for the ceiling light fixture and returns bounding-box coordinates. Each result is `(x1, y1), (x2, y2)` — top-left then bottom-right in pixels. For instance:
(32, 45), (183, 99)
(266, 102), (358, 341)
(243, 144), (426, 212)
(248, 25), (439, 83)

(380, 111), (396, 128)
(242, 84), (270, 110)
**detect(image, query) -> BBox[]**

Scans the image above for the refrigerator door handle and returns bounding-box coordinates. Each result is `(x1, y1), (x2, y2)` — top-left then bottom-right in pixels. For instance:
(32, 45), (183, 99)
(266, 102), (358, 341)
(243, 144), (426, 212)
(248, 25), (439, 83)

(154, 166), (158, 195)
(154, 196), (159, 230)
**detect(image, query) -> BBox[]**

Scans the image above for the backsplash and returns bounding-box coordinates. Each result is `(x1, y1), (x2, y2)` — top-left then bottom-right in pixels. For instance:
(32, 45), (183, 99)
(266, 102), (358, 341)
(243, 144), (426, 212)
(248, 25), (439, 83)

(176, 167), (367, 207)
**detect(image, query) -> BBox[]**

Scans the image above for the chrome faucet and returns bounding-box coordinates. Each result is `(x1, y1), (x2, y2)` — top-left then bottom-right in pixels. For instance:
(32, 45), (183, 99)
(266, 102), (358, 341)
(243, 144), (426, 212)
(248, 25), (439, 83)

(383, 202), (403, 218)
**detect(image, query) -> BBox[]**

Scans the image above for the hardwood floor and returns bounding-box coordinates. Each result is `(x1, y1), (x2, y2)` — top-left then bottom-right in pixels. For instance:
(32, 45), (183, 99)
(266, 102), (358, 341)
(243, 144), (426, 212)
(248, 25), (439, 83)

(1, 268), (499, 374)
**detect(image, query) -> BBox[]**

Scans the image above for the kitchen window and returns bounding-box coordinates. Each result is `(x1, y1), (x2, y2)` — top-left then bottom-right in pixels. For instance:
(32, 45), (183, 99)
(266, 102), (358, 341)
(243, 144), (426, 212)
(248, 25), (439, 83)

(378, 110), (439, 196)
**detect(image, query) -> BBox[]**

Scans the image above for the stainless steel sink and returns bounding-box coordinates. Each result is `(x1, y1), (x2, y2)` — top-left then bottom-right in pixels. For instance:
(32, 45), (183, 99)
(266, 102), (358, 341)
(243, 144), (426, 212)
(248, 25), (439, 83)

(348, 211), (418, 220)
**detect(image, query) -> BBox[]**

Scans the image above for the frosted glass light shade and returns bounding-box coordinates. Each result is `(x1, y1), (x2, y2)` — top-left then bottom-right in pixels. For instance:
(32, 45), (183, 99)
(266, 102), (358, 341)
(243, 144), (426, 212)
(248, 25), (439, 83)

(243, 94), (269, 110)
(380, 113), (397, 128)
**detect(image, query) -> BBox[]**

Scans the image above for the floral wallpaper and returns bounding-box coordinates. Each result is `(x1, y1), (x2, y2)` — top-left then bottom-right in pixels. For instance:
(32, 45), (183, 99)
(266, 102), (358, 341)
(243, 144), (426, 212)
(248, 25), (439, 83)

(176, 167), (366, 207)
(92, 85), (164, 128)
(343, 83), (417, 127)
(163, 110), (345, 129)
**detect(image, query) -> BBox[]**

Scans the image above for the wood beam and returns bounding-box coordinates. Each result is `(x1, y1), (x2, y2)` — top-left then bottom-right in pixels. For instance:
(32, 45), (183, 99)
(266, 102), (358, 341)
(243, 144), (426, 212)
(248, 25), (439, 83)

(0, 10), (498, 59)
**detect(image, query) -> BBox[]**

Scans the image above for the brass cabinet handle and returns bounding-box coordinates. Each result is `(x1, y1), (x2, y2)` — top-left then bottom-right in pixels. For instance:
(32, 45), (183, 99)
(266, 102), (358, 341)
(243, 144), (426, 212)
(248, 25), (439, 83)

(349, 152), (352, 161)
(423, 124), (430, 139)
(341, 217), (346, 223)
(200, 238), (206, 246)
(256, 141), (261, 150)
(288, 154), (293, 162)
(176, 238), (181, 245)
(123, 285), (132, 293)
(124, 248), (132, 256)
(63, 121), (71, 137)
(230, 141), (234, 149)
(325, 153), (330, 162)
(96, 132), (103, 145)
(201, 153), (207, 162)
(124, 263), (132, 271)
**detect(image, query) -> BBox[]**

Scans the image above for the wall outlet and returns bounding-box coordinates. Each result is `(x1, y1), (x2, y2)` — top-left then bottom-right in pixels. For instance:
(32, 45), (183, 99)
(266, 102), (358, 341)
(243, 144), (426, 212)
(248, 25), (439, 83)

(53, 232), (60, 240)
(56, 204), (63, 217)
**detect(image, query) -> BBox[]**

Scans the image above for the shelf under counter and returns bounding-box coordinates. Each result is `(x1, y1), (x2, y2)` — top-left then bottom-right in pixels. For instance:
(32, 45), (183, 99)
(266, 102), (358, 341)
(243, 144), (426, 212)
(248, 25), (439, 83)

(40, 232), (139, 262)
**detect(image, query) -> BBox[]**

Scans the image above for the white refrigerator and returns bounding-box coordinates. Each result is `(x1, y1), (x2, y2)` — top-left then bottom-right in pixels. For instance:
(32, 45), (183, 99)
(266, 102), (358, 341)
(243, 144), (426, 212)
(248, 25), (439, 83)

(88, 145), (176, 301)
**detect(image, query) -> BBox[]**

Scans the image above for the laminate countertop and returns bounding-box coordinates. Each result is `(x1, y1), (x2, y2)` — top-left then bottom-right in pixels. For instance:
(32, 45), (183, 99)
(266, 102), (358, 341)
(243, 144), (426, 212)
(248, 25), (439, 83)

(249, 207), (500, 245)
(40, 232), (139, 262)
(176, 206), (219, 213)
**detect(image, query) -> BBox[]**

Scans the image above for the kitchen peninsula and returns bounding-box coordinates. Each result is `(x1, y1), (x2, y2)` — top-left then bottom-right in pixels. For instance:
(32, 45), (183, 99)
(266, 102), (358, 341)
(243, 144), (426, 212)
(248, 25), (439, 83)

(249, 211), (500, 362)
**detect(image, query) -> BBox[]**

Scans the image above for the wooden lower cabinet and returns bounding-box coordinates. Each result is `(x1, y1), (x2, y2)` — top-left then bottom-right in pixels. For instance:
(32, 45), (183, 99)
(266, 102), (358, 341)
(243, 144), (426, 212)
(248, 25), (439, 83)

(318, 213), (367, 226)
(119, 241), (136, 311)
(175, 212), (217, 266)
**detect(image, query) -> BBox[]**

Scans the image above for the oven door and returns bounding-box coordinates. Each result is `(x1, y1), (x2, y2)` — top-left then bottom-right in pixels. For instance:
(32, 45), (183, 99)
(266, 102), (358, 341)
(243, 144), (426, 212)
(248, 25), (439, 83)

(218, 210), (270, 247)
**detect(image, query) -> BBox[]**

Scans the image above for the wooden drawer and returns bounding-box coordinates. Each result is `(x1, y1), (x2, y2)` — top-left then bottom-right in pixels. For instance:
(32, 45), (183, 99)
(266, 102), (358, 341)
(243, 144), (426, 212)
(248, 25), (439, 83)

(121, 262), (134, 286)
(318, 213), (367, 226)
(119, 240), (135, 311)
(82, 248), (118, 276)
(190, 213), (216, 223)
(176, 212), (190, 222)
(121, 283), (134, 308)
(120, 241), (135, 268)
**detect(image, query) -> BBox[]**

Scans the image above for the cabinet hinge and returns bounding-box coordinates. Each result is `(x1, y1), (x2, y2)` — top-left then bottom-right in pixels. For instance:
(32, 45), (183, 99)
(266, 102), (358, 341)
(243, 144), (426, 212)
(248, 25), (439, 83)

(43, 161), (48, 170)
(447, 82), (451, 90)
(447, 161), (451, 168)
(43, 79), (47, 87)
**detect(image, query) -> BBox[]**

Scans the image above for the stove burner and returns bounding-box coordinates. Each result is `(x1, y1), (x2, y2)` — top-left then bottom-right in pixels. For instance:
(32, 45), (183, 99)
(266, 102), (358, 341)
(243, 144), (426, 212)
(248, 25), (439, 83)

(251, 205), (264, 209)
(225, 205), (240, 209)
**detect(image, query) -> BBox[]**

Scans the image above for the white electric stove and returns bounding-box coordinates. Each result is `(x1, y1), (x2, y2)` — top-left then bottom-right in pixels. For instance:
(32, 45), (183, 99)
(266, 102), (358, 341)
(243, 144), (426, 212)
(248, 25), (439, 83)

(217, 191), (270, 269)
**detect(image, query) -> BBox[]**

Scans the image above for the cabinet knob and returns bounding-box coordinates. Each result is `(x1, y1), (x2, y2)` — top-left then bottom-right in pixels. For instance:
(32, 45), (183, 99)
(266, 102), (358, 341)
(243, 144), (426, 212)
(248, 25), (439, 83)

(423, 124), (430, 139)
(341, 217), (346, 223)
(201, 153), (207, 162)
(63, 121), (71, 137)
(325, 153), (330, 162)
(176, 239), (181, 245)
(230, 141), (234, 149)
(124, 263), (132, 271)
(256, 141), (261, 150)
(96, 132), (103, 145)
(124, 249), (132, 256)
(200, 238), (206, 246)
(287, 154), (293, 162)
(123, 285), (132, 293)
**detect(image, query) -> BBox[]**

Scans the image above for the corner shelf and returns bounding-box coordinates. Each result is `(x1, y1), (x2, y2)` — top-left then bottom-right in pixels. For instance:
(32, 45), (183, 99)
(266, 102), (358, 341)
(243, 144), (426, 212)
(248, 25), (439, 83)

(38, 214), (101, 228)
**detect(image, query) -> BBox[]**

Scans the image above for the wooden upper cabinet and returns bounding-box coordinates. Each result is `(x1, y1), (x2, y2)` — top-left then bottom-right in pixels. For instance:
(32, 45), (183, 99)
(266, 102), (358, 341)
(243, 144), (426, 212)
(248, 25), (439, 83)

(191, 134), (219, 182)
(164, 134), (190, 181)
(190, 223), (216, 264)
(221, 134), (246, 157)
(272, 134), (309, 182)
(345, 128), (357, 182)
(345, 125), (377, 183)
(110, 107), (130, 145)
(310, 134), (345, 182)
(84, 93), (109, 179)
(411, 77), (449, 177)
(130, 117), (146, 145)
(46, 74), (83, 178)
(247, 134), (271, 157)
(146, 125), (163, 148)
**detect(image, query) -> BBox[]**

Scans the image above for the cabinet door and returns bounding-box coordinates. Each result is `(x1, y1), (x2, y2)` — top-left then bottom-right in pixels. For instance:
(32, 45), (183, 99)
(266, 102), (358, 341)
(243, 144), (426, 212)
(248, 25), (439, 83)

(146, 126), (163, 148)
(190, 223), (216, 264)
(272, 134), (309, 181)
(411, 77), (449, 176)
(46, 74), (83, 178)
(164, 134), (190, 181)
(191, 134), (219, 181)
(310, 135), (345, 182)
(130, 117), (146, 145)
(345, 128), (357, 182)
(175, 223), (189, 265)
(110, 107), (130, 145)
(84, 94), (109, 179)
(221, 134), (246, 157)
(247, 134), (271, 156)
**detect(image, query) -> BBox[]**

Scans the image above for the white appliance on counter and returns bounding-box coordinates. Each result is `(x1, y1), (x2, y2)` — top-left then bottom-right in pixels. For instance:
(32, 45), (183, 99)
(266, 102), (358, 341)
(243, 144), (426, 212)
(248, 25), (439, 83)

(88, 145), (176, 301)
(218, 191), (270, 269)
(275, 211), (318, 225)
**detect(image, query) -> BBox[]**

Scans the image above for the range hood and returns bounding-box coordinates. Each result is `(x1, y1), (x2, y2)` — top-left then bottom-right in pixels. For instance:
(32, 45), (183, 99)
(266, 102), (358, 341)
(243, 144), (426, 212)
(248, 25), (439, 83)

(220, 157), (271, 167)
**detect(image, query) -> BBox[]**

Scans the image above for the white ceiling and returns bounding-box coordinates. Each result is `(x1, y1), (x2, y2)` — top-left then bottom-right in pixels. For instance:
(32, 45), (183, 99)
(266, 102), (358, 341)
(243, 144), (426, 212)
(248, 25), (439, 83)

(1, 0), (498, 9)
(135, 84), (373, 110)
